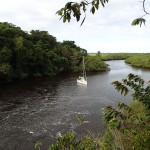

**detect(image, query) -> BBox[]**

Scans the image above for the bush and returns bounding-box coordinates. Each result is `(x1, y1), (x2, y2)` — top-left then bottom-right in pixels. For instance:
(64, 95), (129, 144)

(102, 74), (150, 150)
(125, 54), (150, 69)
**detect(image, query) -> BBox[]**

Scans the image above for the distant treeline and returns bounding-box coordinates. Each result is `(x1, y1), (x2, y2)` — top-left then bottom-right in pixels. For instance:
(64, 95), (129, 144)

(102, 53), (135, 60)
(89, 52), (150, 69)
(89, 53), (150, 61)
(0, 22), (108, 83)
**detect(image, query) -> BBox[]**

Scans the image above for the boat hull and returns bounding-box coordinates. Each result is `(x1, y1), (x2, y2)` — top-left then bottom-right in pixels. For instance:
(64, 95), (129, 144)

(77, 79), (87, 85)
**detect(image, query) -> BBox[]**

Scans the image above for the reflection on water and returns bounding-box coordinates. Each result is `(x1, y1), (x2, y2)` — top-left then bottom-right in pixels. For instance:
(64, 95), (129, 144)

(0, 60), (149, 150)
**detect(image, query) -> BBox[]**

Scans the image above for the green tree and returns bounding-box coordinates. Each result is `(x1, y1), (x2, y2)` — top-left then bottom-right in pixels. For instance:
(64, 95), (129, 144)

(0, 46), (12, 63)
(97, 51), (101, 56)
(30, 30), (57, 50)
(0, 22), (109, 83)
(85, 55), (108, 72)
(0, 63), (13, 82)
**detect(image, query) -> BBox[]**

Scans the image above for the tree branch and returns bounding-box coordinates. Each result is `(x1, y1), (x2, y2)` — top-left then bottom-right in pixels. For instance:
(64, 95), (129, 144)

(142, 0), (150, 17)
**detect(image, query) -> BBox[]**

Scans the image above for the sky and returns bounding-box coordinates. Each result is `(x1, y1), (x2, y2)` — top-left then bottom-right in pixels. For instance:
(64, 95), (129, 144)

(0, 0), (150, 53)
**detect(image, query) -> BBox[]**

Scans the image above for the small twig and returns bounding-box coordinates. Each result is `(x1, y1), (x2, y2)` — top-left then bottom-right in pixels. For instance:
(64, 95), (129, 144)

(142, 0), (150, 17)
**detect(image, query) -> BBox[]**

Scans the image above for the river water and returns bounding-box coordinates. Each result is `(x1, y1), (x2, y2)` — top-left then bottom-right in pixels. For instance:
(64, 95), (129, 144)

(0, 60), (149, 150)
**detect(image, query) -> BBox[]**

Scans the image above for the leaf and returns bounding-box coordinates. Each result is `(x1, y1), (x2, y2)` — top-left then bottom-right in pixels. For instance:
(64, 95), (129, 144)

(100, 0), (105, 7)
(91, 6), (95, 14)
(131, 18), (146, 27)
(95, 3), (99, 10)
(63, 16), (66, 22)
(121, 87), (124, 95)
(112, 81), (120, 86)
(56, 8), (64, 15)
(92, 0), (95, 6)
(76, 13), (80, 21)
(124, 88), (129, 96)
(67, 13), (71, 22)
(128, 73), (134, 80)
(56, 10), (62, 16)
(65, 2), (72, 9)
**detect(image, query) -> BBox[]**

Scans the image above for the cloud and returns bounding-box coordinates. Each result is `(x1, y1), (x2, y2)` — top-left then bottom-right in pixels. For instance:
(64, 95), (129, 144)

(0, 0), (150, 53)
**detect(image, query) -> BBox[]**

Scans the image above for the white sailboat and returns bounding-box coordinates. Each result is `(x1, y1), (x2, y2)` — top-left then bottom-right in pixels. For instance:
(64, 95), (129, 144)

(77, 56), (87, 85)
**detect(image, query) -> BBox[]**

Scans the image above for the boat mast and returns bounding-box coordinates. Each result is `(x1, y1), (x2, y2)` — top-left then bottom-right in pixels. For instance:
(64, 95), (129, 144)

(83, 56), (86, 80)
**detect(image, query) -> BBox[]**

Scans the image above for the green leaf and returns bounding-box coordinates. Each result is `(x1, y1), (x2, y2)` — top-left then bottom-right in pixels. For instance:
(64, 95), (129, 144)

(63, 16), (66, 22)
(65, 2), (72, 9)
(67, 13), (71, 22)
(95, 3), (99, 10)
(92, 0), (95, 6)
(76, 13), (80, 21)
(100, 1), (105, 7)
(91, 6), (95, 14)
(56, 10), (62, 16)
(131, 18), (146, 27)
(124, 88), (129, 96)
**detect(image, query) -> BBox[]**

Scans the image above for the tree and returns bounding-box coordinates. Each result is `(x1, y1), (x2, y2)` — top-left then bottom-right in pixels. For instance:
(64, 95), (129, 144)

(0, 46), (12, 63)
(97, 51), (101, 56)
(56, 0), (149, 26)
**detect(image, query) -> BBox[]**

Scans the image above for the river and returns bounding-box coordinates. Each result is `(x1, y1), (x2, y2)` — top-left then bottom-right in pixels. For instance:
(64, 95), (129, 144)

(0, 60), (149, 150)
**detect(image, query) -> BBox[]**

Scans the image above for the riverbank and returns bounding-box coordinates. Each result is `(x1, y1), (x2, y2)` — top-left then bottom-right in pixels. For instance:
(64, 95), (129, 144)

(125, 54), (150, 69)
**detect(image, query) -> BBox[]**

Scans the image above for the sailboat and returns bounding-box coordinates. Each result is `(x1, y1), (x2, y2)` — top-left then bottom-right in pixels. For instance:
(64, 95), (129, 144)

(77, 56), (87, 85)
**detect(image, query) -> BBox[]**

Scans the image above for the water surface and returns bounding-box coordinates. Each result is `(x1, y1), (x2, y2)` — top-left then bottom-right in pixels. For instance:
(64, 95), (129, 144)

(0, 60), (149, 150)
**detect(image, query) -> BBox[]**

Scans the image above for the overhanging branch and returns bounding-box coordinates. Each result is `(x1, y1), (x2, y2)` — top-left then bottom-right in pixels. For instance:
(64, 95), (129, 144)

(142, 0), (150, 17)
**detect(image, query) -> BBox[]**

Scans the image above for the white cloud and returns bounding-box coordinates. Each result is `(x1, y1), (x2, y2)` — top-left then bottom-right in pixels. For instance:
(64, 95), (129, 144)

(0, 0), (150, 53)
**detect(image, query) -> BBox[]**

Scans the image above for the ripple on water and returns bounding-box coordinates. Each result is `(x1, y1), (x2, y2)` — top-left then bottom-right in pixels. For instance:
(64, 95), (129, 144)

(0, 60), (150, 150)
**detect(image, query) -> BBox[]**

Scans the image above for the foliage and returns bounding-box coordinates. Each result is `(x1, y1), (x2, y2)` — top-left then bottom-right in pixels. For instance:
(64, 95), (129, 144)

(0, 22), (88, 82)
(102, 101), (150, 150)
(0, 63), (13, 81)
(35, 141), (42, 150)
(131, 18), (146, 27)
(57, 0), (149, 26)
(48, 133), (100, 150)
(89, 53), (143, 61)
(85, 55), (109, 72)
(60, 40), (87, 72)
(102, 74), (150, 150)
(0, 22), (109, 83)
(125, 54), (150, 69)
(102, 53), (132, 61)
(112, 73), (150, 108)
(56, 0), (108, 26)
(97, 51), (101, 56)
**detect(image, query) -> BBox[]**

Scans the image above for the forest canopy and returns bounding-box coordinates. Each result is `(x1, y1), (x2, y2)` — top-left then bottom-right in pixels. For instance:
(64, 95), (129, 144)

(0, 22), (108, 83)
(0, 22), (87, 82)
